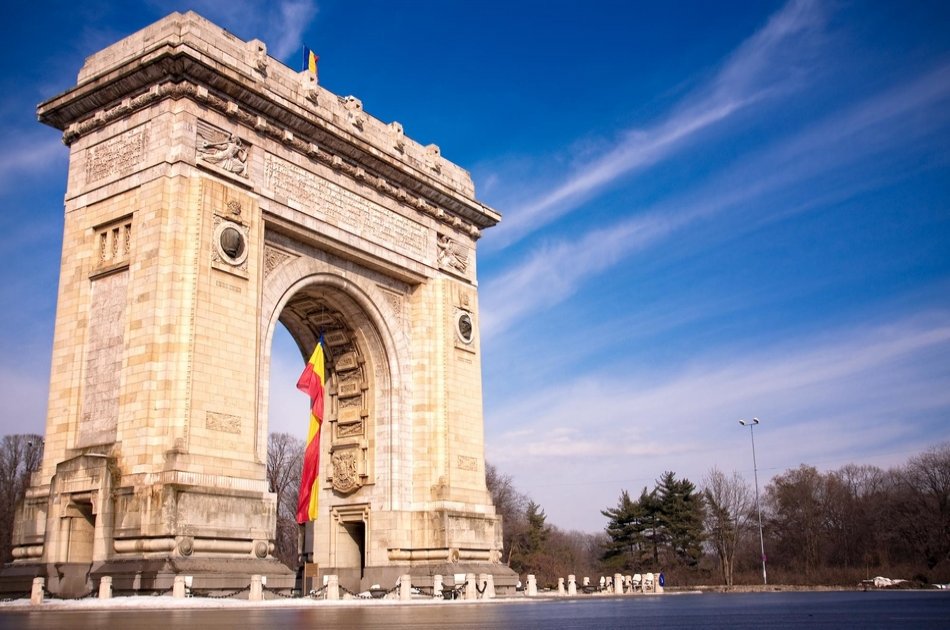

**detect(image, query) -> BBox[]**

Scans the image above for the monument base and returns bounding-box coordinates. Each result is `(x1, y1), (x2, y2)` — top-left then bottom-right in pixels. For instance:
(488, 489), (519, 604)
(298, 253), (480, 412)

(1, 557), (296, 599)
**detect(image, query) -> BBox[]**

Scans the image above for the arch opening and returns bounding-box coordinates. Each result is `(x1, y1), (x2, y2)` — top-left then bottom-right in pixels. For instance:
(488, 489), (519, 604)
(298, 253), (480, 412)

(264, 280), (392, 585)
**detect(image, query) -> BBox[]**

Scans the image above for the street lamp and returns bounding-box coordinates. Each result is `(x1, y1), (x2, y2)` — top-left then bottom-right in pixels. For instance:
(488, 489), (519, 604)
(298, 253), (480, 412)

(739, 417), (767, 585)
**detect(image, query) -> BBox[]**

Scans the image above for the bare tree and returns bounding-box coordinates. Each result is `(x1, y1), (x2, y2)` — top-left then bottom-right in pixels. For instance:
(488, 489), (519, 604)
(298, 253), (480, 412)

(0, 434), (44, 562)
(765, 464), (826, 580)
(485, 462), (528, 565)
(891, 443), (950, 570)
(702, 467), (753, 586)
(267, 432), (304, 568)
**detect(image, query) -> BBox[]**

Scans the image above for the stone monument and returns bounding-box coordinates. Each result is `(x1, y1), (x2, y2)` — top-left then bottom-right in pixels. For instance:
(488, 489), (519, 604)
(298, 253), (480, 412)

(5, 11), (512, 596)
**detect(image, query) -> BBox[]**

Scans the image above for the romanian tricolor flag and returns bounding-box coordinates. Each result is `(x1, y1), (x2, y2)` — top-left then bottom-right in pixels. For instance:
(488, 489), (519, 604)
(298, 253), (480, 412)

(295, 337), (325, 523)
(303, 46), (319, 76)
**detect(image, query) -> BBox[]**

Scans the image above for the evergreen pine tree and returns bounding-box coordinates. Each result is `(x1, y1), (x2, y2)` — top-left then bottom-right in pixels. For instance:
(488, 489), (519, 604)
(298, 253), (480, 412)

(655, 471), (706, 566)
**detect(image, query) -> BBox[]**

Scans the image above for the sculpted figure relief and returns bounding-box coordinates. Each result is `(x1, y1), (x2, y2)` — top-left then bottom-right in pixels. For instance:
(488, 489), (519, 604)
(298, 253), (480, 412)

(197, 123), (248, 177)
(438, 234), (468, 274)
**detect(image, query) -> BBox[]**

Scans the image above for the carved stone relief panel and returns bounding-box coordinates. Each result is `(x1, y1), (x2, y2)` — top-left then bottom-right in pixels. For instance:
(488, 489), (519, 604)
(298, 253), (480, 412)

(85, 124), (149, 186)
(263, 244), (295, 278)
(94, 216), (133, 271)
(330, 447), (361, 494)
(196, 120), (249, 178)
(437, 233), (469, 276)
(79, 270), (129, 447)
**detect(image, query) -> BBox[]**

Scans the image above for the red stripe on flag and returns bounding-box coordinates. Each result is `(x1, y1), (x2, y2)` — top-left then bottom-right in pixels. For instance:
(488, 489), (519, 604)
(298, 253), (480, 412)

(296, 340), (326, 524)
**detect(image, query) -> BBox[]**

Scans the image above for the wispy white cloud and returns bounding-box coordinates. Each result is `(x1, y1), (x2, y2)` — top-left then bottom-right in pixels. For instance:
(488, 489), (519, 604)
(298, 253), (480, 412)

(0, 134), (66, 191)
(480, 61), (950, 338)
(486, 312), (950, 529)
(154, 0), (319, 61)
(269, 1), (319, 60)
(490, 0), (826, 249)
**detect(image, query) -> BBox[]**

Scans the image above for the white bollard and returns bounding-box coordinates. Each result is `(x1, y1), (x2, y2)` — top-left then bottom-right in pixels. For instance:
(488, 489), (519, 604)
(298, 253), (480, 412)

(568, 574), (577, 596)
(433, 574), (443, 599)
(485, 574), (496, 599)
(526, 574), (538, 597)
(249, 574), (263, 601)
(614, 573), (624, 595)
(327, 575), (340, 600)
(99, 576), (112, 599)
(30, 577), (44, 605)
(557, 577), (565, 596)
(400, 574), (412, 601)
(583, 576), (590, 587)
(464, 573), (477, 600)
(173, 575), (186, 598)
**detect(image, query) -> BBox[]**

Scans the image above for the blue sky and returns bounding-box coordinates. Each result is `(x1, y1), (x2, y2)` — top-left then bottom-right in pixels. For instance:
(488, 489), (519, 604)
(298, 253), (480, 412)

(1, 0), (949, 531)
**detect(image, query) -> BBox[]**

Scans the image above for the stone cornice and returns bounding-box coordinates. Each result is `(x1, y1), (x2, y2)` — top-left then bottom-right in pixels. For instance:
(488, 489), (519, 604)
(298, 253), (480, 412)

(37, 15), (500, 236)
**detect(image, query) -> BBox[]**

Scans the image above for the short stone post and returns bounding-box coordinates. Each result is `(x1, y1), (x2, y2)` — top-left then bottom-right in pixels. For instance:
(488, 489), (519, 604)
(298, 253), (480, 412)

(464, 573), (477, 600)
(249, 574), (263, 601)
(30, 577), (44, 605)
(568, 574), (577, 596)
(99, 576), (112, 599)
(433, 574), (443, 599)
(326, 574), (340, 600)
(583, 576), (590, 587)
(526, 574), (538, 597)
(399, 574), (412, 601)
(557, 577), (565, 596)
(173, 575), (186, 598)
(485, 573), (496, 599)
(614, 573), (624, 595)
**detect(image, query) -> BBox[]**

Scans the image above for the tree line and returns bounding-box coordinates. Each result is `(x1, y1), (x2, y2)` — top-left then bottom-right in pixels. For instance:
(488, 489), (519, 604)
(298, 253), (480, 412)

(0, 433), (946, 589)
(487, 443), (950, 587)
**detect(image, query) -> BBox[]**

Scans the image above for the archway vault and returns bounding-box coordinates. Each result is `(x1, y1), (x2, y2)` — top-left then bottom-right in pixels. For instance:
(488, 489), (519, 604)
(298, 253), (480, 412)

(259, 240), (415, 518)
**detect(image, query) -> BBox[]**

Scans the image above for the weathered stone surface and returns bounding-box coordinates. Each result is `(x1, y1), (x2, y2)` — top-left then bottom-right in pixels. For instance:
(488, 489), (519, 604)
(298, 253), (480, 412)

(8, 10), (514, 596)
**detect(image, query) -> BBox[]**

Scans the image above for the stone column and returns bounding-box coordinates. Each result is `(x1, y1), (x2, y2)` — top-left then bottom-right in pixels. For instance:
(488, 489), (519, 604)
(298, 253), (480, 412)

(173, 575), (186, 598)
(98, 576), (112, 599)
(30, 577), (44, 605)
(485, 574), (496, 599)
(526, 574), (538, 597)
(464, 573), (477, 600)
(400, 574), (412, 600)
(614, 573), (624, 595)
(568, 574), (577, 596)
(557, 577), (565, 596)
(250, 575), (263, 601)
(433, 574), (443, 599)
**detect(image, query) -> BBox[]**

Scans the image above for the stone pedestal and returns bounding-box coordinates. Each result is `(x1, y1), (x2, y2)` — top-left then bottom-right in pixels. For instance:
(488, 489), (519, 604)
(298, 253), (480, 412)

(526, 574), (538, 597)
(98, 576), (112, 599)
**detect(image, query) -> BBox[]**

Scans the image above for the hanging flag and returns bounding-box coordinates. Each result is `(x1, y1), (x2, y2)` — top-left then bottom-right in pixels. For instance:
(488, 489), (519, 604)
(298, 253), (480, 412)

(295, 336), (325, 523)
(303, 46), (319, 76)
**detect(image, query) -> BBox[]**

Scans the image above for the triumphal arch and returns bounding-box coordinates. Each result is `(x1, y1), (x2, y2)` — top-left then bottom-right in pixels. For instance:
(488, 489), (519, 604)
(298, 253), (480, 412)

(7, 12), (511, 596)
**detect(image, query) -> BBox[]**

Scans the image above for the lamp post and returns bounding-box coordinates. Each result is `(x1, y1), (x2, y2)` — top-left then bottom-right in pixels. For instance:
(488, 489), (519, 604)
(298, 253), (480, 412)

(739, 417), (767, 585)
